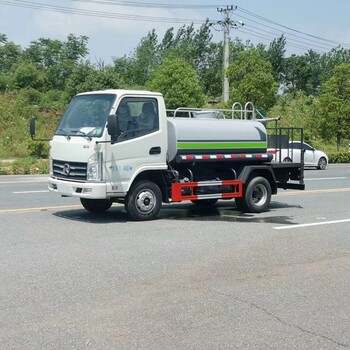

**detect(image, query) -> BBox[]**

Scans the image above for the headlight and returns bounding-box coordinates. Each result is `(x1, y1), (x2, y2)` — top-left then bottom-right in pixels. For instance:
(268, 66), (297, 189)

(87, 152), (102, 181)
(50, 156), (53, 176)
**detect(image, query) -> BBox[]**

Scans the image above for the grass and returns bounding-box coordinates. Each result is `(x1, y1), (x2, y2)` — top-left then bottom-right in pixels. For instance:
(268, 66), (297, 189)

(0, 157), (49, 175)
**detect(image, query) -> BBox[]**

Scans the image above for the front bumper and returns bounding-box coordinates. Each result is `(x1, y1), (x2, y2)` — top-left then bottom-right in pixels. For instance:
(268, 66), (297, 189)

(48, 177), (107, 199)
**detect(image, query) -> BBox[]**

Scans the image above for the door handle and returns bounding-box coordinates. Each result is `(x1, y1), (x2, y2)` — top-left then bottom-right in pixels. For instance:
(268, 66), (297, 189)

(149, 146), (161, 155)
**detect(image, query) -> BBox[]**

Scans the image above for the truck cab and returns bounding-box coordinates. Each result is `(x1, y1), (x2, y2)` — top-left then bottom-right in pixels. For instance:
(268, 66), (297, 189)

(48, 90), (168, 207)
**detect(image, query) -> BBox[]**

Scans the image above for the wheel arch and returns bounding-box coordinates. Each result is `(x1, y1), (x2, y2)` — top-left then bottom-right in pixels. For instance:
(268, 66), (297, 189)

(238, 166), (278, 195)
(130, 170), (168, 202)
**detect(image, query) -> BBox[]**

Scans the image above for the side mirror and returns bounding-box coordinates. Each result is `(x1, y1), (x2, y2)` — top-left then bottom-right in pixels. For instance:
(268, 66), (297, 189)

(29, 116), (51, 141)
(107, 114), (120, 136)
(30, 116), (36, 139)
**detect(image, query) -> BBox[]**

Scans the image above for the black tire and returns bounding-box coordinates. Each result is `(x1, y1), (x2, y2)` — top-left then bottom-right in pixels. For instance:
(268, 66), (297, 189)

(283, 157), (292, 163)
(125, 180), (162, 221)
(191, 199), (218, 208)
(80, 198), (112, 213)
(239, 177), (272, 213)
(317, 157), (327, 170)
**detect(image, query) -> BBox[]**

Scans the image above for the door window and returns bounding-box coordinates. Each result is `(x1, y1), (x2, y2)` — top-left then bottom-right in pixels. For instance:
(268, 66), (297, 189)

(114, 97), (159, 142)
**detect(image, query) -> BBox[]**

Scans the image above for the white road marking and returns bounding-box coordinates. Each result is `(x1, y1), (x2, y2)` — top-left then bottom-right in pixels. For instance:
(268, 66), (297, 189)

(0, 177), (49, 184)
(305, 177), (347, 181)
(274, 219), (350, 230)
(278, 188), (350, 196)
(13, 190), (50, 194)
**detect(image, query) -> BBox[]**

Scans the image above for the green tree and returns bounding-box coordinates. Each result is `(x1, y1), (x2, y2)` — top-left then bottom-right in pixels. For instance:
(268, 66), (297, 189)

(199, 42), (223, 98)
(320, 47), (350, 82)
(227, 49), (278, 110)
(0, 35), (22, 75)
(22, 34), (89, 90)
(65, 62), (124, 100)
(23, 34), (88, 68)
(12, 62), (45, 90)
(317, 63), (350, 150)
(128, 29), (160, 87)
(147, 57), (206, 108)
(282, 54), (313, 95)
(64, 33), (89, 61)
(113, 30), (160, 88)
(269, 92), (317, 141)
(266, 35), (286, 80)
(281, 48), (350, 97)
(164, 22), (218, 98)
(0, 34), (16, 90)
(0, 33), (6, 44)
(114, 22), (217, 94)
(301, 50), (323, 96)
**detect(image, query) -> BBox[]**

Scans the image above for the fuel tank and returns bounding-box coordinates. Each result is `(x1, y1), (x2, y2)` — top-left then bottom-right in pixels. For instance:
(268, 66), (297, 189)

(166, 118), (268, 162)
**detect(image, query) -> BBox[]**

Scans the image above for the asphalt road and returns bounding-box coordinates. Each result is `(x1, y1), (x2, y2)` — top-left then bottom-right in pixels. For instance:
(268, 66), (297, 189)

(1, 165), (350, 350)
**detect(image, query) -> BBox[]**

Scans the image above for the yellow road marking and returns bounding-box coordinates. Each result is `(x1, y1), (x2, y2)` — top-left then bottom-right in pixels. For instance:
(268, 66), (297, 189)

(0, 205), (82, 214)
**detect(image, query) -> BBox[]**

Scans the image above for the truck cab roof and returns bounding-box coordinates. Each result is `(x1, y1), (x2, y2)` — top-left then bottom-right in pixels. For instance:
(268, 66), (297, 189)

(76, 89), (163, 97)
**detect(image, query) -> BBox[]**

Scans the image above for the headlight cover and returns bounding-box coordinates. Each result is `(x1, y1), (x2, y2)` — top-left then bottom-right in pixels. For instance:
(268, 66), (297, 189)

(50, 156), (53, 176)
(87, 152), (102, 181)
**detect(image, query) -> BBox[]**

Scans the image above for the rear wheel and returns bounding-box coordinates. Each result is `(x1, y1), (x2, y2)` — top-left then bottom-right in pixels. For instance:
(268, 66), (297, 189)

(317, 157), (327, 170)
(236, 177), (272, 213)
(125, 180), (162, 221)
(80, 198), (113, 213)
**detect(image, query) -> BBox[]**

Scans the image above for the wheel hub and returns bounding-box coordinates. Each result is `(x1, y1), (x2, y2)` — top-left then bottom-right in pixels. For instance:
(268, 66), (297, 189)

(252, 184), (267, 206)
(136, 190), (155, 213)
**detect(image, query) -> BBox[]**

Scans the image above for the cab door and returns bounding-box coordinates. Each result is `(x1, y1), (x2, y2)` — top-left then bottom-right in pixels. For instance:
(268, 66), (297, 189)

(104, 96), (167, 194)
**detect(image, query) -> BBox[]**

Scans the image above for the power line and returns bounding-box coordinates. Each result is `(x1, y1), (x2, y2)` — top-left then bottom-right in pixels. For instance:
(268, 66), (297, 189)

(71, 0), (228, 9)
(242, 25), (332, 52)
(239, 28), (328, 54)
(0, 0), (208, 23)
(236, 6), (350, 49)
(1, 0), (349, 54)
(235, 12), (344, 51)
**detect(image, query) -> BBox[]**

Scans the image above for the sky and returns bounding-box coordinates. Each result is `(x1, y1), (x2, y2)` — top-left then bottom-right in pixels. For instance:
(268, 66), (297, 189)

(1, 0), (350, 64)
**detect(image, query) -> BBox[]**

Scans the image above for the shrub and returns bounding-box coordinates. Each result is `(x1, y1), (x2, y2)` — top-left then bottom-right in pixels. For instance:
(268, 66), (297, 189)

(28, 141), (50, 158)
(12, 156), (37, 174)
(0, 157), (49, 175)
(327, 152), (350, 164)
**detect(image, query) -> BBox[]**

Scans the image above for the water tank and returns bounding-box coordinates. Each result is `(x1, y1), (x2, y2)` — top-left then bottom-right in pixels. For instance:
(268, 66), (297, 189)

(167, 118), (267, 162)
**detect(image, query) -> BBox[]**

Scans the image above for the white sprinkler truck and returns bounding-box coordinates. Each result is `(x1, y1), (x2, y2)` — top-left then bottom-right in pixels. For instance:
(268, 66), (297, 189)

(30, 89), (305, 221)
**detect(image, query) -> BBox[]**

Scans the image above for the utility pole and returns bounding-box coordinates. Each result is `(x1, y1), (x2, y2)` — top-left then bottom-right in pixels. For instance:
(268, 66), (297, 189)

(215, 6), (244, 103)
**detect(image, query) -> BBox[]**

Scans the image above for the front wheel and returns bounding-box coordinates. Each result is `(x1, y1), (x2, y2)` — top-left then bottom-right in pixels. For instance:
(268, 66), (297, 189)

(80, 198), (113, 213)
(237, 177), (272, 213)
(125, 180), (162, 221)
(317, 157), (327, 170)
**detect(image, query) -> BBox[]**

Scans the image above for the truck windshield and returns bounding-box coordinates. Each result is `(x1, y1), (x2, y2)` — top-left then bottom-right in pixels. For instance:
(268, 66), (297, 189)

(56, 94), (116, 138)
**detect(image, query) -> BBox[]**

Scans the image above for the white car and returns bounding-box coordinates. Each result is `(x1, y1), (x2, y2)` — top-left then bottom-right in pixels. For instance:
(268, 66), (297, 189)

(270, 141), (328, 170)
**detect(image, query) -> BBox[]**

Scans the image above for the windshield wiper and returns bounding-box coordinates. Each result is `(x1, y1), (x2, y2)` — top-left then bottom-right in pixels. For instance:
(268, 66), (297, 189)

(71, 130), (92, 140)
(56, 128), (71, 140)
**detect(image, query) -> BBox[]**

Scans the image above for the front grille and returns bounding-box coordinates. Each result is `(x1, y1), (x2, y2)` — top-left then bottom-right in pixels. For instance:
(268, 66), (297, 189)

(53, 159), (87, 181)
